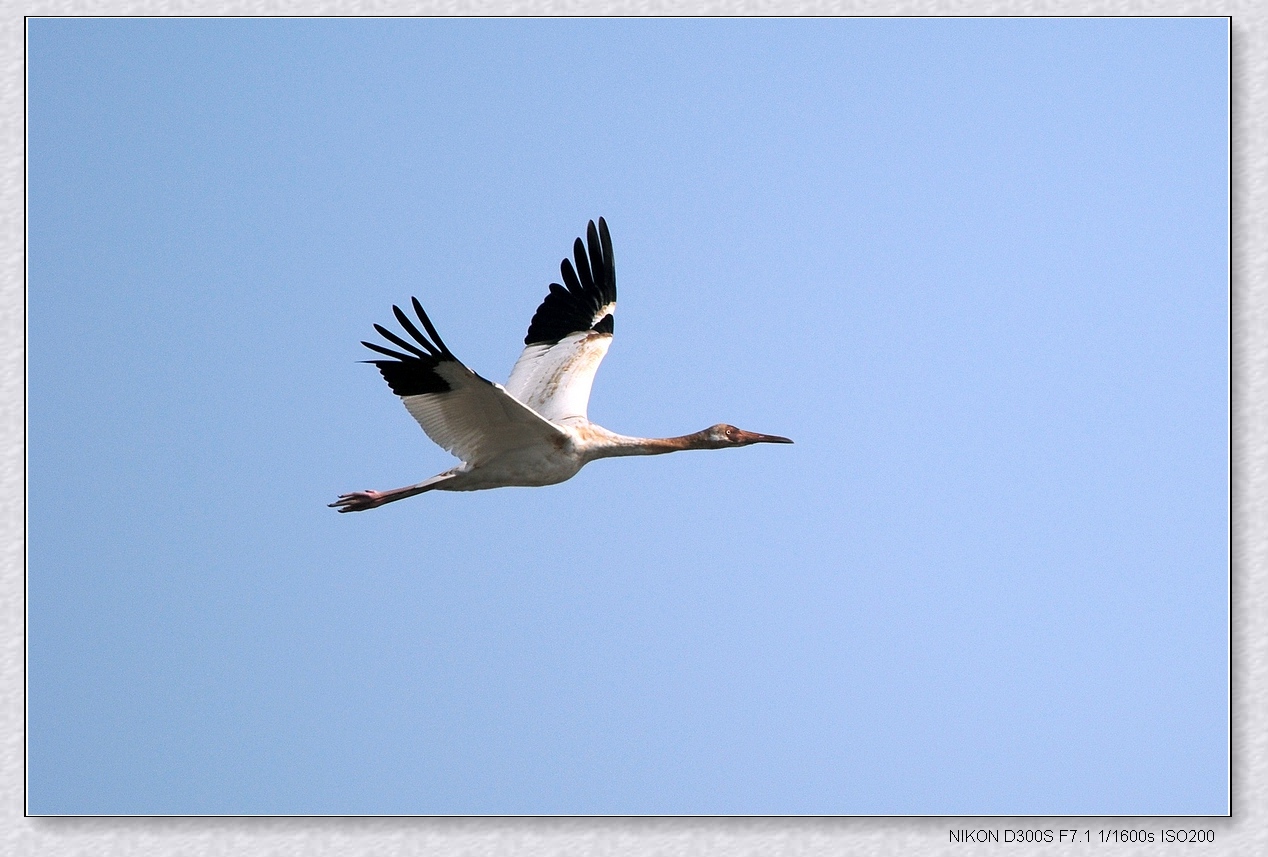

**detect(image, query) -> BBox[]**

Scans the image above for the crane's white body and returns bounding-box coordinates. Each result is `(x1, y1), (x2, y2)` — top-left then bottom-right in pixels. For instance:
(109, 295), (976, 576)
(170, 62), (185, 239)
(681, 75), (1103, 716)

(331, 219), (790, 512)
(416, 425), (659, 493)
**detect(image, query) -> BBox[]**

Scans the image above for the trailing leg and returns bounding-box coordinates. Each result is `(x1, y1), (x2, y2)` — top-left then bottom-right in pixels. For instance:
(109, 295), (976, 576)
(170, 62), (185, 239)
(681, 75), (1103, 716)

(329, 470), (457, 512)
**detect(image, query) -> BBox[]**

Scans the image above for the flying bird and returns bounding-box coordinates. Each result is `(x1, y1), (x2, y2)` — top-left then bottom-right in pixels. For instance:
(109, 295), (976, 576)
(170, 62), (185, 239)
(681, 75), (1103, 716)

(330, 218), (792, 512)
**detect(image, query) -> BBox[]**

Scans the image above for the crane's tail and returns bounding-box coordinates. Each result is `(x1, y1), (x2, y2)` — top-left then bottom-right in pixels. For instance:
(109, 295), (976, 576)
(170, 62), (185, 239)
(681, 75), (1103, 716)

(329, 470), (458, 513)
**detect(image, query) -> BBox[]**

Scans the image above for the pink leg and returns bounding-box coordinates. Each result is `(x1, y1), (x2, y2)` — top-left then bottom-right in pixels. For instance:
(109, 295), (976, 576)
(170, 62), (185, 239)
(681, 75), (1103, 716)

(329, 472), (457, 513)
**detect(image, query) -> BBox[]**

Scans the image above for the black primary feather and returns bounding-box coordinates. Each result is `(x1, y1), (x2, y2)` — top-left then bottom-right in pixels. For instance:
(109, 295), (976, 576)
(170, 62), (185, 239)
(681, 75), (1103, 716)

(362, 301), (458, 397)
(524, 218), (617, 346)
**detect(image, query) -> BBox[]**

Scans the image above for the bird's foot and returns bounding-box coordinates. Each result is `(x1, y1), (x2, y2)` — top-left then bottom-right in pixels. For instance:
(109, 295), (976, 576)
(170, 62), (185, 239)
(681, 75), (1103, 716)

(329, 490), (385, 513)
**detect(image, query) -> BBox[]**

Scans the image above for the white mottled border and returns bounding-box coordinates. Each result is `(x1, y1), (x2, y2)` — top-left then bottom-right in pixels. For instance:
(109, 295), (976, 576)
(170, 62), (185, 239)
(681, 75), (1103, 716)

(3, 3), (1261, 856)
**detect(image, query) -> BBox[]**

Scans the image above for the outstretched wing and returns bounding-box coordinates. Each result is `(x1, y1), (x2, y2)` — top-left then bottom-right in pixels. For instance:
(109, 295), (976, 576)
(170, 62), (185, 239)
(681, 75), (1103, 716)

(504, 218), (617, 425)
(361, 297), (566, 464)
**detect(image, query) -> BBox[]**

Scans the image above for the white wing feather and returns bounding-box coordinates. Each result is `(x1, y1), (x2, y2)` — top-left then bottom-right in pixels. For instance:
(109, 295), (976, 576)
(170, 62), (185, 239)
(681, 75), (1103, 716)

(504, 320), (614, 425)
(505, 217), (617, 425)
(400, 362), (565, 464)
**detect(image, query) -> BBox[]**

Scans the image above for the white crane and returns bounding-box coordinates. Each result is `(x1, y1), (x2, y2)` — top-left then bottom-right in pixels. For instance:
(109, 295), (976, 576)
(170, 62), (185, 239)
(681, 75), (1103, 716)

(330, 218), (792, 512)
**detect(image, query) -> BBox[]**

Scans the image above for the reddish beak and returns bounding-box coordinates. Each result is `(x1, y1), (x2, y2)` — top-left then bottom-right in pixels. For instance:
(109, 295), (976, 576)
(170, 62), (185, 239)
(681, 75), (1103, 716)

(740, 430), (794, 445)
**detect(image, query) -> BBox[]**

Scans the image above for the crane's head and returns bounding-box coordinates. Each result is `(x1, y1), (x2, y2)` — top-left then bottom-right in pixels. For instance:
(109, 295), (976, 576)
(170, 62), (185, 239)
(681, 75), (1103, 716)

(699, 423), (794, 449)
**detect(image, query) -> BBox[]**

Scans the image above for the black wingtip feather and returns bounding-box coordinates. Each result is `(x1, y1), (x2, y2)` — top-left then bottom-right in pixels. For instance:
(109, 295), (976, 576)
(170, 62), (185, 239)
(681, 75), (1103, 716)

(359, 299), (459, 397)
(598, 219), (613, 282)
(411, 297), (454, 357)
(573, 237), (593, 289)
(586, 221), (604, 288)
(560, 258), (583, 297)
(524, 218), (618, 346)
(373, 323), (430, 359)
(391, 305), (436, 355)
(361, 340), (415, 361)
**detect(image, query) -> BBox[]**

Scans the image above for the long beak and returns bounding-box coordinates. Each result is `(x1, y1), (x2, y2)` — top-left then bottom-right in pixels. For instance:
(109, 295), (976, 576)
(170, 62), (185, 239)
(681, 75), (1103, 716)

(739, 430), (794, 445)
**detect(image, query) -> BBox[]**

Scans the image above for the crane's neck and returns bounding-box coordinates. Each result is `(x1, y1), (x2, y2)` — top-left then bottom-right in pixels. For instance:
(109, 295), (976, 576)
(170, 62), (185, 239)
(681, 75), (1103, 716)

(578, 425), (715, 459)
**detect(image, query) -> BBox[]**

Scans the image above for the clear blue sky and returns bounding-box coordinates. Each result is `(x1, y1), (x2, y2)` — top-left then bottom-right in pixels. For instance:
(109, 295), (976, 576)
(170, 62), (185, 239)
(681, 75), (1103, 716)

(27, 18), (1228, 815)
